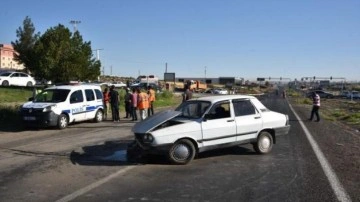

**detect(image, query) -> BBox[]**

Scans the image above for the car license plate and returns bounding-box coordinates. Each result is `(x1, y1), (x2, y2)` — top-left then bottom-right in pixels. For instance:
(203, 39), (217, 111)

(24, 116), (36, 121)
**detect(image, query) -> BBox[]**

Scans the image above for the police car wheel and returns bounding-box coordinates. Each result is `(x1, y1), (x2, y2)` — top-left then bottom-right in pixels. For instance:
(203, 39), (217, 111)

(58, 114), (68, 129)
(94, 110), (103, 122)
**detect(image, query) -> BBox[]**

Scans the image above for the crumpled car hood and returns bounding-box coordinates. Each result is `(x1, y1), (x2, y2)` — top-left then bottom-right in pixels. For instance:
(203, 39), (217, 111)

(132, 110), (181, 133)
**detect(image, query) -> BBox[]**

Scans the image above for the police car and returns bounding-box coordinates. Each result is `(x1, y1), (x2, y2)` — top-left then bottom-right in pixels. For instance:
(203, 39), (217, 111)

(20, 84), (104, 129)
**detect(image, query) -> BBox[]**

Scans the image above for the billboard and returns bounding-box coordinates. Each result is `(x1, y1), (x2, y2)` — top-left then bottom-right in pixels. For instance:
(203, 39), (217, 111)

(164, 72), (175, 82)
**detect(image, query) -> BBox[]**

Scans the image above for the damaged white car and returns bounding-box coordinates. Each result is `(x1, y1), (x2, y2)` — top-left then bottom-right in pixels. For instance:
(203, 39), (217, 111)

(130, 95), (290, 164)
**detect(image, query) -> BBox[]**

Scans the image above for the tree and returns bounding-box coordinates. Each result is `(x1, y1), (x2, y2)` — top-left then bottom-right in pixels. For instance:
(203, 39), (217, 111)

(33, 24), (101, 83)
(11, 16), (40, 73)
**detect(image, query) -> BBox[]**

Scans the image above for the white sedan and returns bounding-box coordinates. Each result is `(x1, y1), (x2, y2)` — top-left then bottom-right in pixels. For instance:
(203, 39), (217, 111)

(213, 88), (228, 94)
(129, 95), (290, 164)
(0, 71), (36, 86)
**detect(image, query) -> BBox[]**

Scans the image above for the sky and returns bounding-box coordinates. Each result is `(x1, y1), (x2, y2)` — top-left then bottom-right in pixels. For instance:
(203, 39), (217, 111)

(1, 0), (359, 81)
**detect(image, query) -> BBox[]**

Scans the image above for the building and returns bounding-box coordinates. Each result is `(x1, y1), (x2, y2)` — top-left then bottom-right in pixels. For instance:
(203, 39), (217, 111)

(0, 44), (24, 70)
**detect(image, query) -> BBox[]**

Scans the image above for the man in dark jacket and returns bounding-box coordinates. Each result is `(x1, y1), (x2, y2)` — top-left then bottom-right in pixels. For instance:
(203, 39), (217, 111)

(109, 85), (120, 122)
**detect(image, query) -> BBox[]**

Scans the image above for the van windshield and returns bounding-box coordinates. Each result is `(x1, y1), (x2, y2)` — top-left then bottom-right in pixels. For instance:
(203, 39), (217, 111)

(34, 89), (70, 103)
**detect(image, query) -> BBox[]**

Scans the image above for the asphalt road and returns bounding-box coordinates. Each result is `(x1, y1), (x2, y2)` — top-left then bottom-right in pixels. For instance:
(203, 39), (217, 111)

(0, 93), (358, 202)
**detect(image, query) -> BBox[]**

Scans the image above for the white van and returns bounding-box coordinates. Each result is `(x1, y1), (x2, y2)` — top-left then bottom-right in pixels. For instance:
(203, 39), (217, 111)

(20, 84), (104, 129)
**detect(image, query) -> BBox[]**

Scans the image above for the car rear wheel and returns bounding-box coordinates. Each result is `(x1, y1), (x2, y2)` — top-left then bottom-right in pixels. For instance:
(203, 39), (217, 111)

(26, 81), (33, 86)
(94, 110), (103, 122)
(253, 131), (273, 154)
(168, 139), (196, 165)
(2, 80), (9, 86)
(57, 114), (68, 129)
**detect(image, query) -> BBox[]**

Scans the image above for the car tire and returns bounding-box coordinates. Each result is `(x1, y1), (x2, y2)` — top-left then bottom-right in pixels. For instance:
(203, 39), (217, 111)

(168, 139), (196, 165)
(26, 81), (33, 86)
(253, 131), (273, 154)
(57, 114), (68, 129)
(2, 80), (9, 86)
(94, 110), (103, 122)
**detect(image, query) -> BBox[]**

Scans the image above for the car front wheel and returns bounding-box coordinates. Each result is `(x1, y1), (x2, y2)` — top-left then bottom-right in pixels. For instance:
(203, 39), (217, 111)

(94, 110), (103, 122)
(58, 114), (68, 129)
(168, 139), (196, 165)
(253, 131), (273, 154)
(2, 80), (9, 86)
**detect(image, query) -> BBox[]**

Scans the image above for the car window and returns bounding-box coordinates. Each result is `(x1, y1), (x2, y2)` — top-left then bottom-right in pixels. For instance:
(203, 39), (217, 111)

(175, 101), (211, 119)
(95, 89), (103, 100)
(70, 90), (84, 104)
(85, 89), (95, 101)
(233, 99), (256, 116)
(19, 73), (28, 77)
(207, 101), (231, 119)
(34, 89), (70, 103)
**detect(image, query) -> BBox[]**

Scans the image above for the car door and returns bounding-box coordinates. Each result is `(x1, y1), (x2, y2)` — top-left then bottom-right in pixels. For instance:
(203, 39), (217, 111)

(84, 88), (98, 119)
(69, 90), (86, 121)
(232, 99), (263, 142)
(201, 101), (237, 147)
(10, 73), (20, 86)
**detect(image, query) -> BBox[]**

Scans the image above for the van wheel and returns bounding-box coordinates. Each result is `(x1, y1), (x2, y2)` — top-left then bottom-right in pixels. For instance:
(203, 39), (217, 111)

(94, 110), (103, 122)
(58, 114), (68, 129)
(168, 139), (196, 165)
(253, 131), (273, 154)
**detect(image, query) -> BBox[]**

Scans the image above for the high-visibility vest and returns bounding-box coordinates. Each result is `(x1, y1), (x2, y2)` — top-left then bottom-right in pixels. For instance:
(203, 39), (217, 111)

(149, 89), (156, 102)
(138, 92), (149, 109)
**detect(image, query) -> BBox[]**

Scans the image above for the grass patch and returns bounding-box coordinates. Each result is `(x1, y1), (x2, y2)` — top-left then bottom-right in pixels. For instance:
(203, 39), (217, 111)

(0, 87), (33, 103)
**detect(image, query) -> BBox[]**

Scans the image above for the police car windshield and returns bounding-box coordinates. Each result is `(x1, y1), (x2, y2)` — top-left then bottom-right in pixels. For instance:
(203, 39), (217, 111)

(34, 89), (70, 103)
(175, 101), (211, 119)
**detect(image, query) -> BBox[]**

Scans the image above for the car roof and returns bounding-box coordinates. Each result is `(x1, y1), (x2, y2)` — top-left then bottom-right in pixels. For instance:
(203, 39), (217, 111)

(46, 84), (101, 90)
(193, 95), (256, 103)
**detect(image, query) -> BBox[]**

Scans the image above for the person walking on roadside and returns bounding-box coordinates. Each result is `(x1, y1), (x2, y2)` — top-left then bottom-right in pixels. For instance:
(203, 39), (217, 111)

(137, 88), (149, 120)
(124, 88), (132, 118)
(102, 87), (110, 120)
(131, 88), (138, 121)
(309, 92), (320, 122)
(147, 86), (156, 116)
(182, 84), (193, 102)
(109, 85), (120, 122)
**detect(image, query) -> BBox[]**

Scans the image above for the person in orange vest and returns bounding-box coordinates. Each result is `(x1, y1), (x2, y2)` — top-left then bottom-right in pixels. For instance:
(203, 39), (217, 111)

(137, 88), (149, 120)
(147, 86), (156, 116)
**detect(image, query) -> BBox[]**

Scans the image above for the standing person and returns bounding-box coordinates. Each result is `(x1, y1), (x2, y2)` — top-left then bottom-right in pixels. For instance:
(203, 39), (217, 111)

(124, 88), (132, 118)
(109, 85), (120, 122)
(137, 88), (149, 120)
(309, 92), (321, 122)
(147, 86), (156, 116)
(131, 88), (138, 121)
(102, 87), (110, 120)
(182, 84), (193, 102)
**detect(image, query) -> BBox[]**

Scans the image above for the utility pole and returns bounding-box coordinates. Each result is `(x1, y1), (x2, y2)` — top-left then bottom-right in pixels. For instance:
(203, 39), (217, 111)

(165, 62), (168, 73)
(69, 20), (81, 32)
(93, 48), (104, 61)
(110, 65), (113, 76)
(204, 66), (207, 80)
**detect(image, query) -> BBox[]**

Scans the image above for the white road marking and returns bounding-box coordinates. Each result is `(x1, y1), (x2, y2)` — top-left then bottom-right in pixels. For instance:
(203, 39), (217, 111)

(55, 166), (135, 202)
(288, 103), (352, 202)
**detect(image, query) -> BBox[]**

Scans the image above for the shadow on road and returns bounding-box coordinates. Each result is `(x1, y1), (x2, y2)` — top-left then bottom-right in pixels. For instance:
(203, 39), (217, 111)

(69, 139), (170, 166)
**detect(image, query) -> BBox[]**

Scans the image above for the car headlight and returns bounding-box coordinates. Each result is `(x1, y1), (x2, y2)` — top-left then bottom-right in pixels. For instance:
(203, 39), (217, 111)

(143, 133), (154, 143)
(43, 105), (56, 112)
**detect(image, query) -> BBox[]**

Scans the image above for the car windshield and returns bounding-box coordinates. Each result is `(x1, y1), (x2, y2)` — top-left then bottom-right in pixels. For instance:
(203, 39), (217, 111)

(175, 100), (211, 119)
(34, 89), (70, 103)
